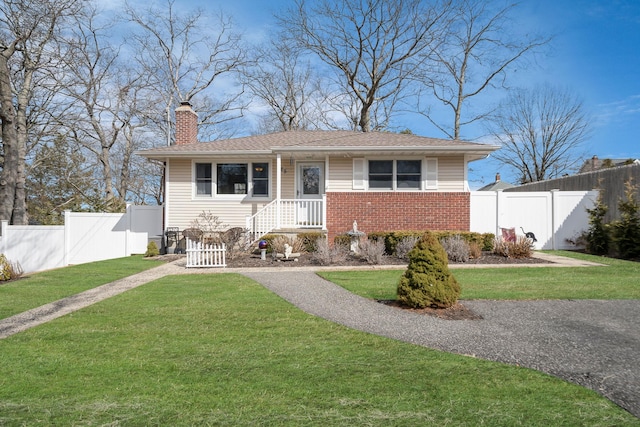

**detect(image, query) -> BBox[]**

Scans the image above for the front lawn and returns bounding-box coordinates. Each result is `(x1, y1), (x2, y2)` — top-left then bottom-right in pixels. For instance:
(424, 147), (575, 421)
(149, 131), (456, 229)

(318, 251), (640, 301)
(0, 256), (164, 320)
(0, 273), (635, 425)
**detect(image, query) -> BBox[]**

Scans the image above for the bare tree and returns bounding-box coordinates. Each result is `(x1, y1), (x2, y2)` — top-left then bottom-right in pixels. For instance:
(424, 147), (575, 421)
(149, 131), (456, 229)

(0, 0), (81, 224)
(125, 0), (248, 143)
(279, 0), (452, 132)
(486, 84), (591, 184)
(56, 8), (147, 211)
(243, 39), (321, 132)
(416, 0), (549, 140)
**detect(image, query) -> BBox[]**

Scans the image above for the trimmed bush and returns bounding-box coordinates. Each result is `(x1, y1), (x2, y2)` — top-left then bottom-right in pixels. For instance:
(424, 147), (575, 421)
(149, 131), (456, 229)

(333, 233), (351, 248)
(368, 230), (495, 255)
(297, 231), (325, 253)
(440, 235), (470, 263)
(358, 238), (386, 265)
(311, 239), (348, 266)
(396, 235), (420, 260)
(397, 232), (460, 309)
(144, 241), (160, 257)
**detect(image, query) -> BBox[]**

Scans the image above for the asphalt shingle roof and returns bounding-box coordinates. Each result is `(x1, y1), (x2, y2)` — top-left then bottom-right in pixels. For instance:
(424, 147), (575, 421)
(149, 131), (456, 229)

(137, 130), (499, 160)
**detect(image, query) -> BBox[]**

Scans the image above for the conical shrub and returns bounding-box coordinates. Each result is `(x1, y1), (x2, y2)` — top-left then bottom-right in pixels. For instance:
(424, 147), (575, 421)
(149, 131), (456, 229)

(397, 232), (460, 309)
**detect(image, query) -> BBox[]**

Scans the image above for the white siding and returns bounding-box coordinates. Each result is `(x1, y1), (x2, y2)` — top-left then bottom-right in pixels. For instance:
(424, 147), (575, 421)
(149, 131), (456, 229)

(437, 157), (466, 191)
(326, 156), (466, 192)
(328, 157), (354, 191)
(167, 158), (274, 230)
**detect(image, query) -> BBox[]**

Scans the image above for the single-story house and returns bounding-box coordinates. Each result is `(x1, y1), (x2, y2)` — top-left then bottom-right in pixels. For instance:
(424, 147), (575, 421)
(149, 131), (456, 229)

(137, 102), (500, 244)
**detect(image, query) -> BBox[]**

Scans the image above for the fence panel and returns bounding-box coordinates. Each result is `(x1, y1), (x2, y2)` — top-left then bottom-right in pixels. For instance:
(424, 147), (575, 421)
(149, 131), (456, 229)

(66, 213), (128, 265)
(470, 190), (597, 250)
(186, 239), (226, 268)
(0, 205), (162, 274)
(0, 222), (65, 273)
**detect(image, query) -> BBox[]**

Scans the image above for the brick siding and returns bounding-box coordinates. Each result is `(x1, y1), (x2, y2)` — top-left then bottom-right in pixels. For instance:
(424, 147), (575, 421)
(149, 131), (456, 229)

(326, 192), (470, 241)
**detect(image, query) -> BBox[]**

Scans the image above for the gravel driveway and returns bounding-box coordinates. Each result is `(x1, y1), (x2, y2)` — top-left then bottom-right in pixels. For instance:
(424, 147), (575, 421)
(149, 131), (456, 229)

(241, 270), (640, 418)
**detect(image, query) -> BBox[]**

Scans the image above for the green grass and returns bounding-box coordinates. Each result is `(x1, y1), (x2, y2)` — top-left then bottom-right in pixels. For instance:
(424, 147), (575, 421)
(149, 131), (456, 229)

(0, 256), (164, 320)
(1, 273), (636, 425)
(319, 251), (640, 301)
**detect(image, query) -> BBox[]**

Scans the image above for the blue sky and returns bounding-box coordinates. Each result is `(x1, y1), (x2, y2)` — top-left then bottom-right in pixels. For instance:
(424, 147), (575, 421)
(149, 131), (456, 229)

(126, 0), (640, 188)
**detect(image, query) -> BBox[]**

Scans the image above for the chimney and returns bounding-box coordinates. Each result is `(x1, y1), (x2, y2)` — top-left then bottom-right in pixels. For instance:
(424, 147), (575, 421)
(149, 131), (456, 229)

(495, 172), (501, 182)
(174, 101), (198, 145)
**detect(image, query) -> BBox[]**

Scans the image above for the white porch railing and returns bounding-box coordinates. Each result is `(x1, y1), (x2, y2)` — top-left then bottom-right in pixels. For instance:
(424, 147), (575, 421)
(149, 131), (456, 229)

(186, 239), (226, 268)
(246, 197), (325, 243)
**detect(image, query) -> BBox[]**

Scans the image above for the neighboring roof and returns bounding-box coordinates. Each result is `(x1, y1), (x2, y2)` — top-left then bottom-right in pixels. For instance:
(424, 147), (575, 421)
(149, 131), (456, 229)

(136, 130), (500, 161)
(579, 156), (640, 174)
(477, 180), (515, 191)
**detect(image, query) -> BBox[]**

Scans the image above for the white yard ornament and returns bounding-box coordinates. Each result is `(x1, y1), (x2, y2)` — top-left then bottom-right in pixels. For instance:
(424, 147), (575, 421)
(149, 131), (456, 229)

(284, 243), (293, 259)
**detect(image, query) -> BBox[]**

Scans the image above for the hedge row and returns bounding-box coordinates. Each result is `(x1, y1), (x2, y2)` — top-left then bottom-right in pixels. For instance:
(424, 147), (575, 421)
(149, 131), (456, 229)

(336, 230), (495, 255)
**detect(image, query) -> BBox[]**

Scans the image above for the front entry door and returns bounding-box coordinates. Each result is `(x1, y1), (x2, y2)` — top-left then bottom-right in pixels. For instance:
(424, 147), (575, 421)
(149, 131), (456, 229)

(298, 163), (324, 199)
(296, 163), (324, 225)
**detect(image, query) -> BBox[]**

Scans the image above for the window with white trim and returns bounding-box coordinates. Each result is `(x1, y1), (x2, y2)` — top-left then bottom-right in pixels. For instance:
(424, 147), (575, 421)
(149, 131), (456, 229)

(196, 163), (212, 195)
(217, 163), (248, 194)
(352, 158), (437, 190)
(251, 163), (269, 196)
(194, 161), (270, 197)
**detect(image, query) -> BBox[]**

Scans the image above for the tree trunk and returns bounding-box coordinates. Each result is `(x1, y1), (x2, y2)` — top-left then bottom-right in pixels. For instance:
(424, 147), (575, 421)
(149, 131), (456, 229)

(0, 55), (19, 223)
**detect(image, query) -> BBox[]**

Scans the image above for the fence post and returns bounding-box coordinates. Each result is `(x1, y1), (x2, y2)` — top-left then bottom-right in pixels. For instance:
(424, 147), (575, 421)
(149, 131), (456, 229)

(0, 220), (7, 255)
(64, 210), (71, 268)
(125, 205), (132, 257)
(551, 189), (560, 250)
(495, 190), (503, 237)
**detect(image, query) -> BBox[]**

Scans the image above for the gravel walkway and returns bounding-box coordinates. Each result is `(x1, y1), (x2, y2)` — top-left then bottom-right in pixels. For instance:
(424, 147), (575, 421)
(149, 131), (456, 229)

(0, 254), (638, 418)
(240, 270), (640, 418)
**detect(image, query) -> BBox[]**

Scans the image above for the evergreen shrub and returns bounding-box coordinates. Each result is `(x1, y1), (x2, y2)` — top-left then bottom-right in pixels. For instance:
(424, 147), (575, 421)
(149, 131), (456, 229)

(397, 232), (460, 309)
(585, 188), (610, 255)
(144, 241), (160, 257)
(612, 180), (640, 260)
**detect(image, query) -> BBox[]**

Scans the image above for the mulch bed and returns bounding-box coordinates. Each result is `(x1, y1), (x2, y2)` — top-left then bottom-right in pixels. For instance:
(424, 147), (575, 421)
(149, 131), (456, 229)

(219, 251), (552, 269)
(152, 250), (550, 321)
(377, 299), (484, 320)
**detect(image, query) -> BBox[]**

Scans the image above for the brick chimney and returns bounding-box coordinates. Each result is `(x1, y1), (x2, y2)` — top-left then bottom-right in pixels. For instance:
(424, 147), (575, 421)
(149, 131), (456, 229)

(174, 101), (198, 145)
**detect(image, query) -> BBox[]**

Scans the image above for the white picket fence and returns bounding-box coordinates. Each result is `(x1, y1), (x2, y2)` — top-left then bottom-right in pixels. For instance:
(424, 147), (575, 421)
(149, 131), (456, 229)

(185, 239), (226, 268)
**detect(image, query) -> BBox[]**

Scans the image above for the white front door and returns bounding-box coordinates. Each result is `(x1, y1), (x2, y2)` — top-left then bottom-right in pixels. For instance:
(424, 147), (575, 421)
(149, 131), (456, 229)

(297, 163), (324, 199)
(296, 162), (324, 226)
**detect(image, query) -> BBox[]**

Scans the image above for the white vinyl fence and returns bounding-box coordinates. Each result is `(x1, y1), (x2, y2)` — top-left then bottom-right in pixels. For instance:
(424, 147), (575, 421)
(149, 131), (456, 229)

(470, 190), (598, 250)
(0, 206), (162, 274)
(185, 239), (226, 268)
